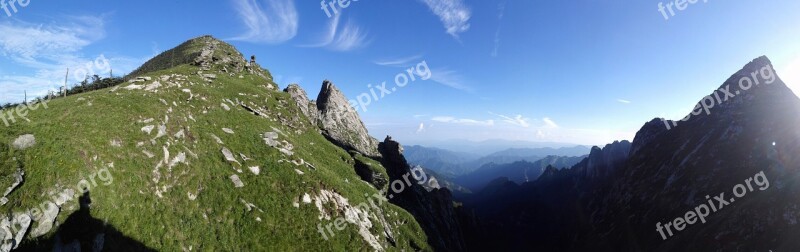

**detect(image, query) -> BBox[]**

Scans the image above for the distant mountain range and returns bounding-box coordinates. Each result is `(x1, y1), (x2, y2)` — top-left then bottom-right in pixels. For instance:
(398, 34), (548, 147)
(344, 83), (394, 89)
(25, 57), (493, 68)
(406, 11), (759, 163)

(454, 155), (587, 191)
(408, 139), (588, 156)
(404, 145), (591, 178)
(403, 145), (477, 177)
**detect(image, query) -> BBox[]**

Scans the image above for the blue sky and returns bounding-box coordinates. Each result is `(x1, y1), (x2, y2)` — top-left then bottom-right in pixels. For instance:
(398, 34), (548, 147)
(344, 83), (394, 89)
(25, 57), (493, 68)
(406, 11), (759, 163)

(1, 0), (800, 146)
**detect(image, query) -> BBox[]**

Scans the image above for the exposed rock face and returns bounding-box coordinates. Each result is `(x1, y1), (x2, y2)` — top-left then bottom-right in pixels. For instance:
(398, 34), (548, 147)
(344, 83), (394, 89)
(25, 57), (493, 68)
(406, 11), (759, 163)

(29, 202), (58, 238)
(378, 136), (467, 252)
(630, 118), (668, 156)
(315, 80), (380, 157)
(353, 155), (389, 190)
(583, 140), (631, 179)
(0, 213), (31, 251)
(580, 56), (800, 251)
(283, 84), (319, 124)
(0, 169), (23, 206)
(310, 189), (384, 251)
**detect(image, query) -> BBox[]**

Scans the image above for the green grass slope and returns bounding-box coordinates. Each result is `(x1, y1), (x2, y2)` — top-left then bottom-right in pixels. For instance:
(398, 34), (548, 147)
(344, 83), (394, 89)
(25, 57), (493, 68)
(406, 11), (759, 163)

(0, 36), (429, 251)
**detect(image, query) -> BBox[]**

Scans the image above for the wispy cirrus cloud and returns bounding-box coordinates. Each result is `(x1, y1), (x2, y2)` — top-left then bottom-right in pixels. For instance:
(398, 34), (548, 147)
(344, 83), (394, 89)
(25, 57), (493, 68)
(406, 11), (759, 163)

(491, 2), (506, 57)
(0, 16), (143, 103)
(419, 0), (472, 39)
(373, 55), (473, 92)
(429, 68), (473, 92)
(432, 116), (494, 126)
(230, 0), (298, 44)
(373, 54), (423, 67)
(542, 117), (559, 128)
(616, 99), (632, 104)
(300, 12), (369, 51)
(490, 112), (531, 128)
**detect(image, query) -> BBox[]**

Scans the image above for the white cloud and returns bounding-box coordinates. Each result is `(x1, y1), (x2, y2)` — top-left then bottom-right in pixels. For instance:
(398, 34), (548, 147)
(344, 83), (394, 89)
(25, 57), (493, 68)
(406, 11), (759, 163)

(432, 116), (494, 126)
(430, 68), (473, 92)
(542, 117), (559, 128)
(300, 12), (369, 51)
(0, 17), (103, 65)
(373, 55), (423, 67)
(419, 0), (471, 39)
(416, 122), (425, 133)
(616, 99), (631, 104)
(231, 0), (298, 44)
(0, 16), (143, 103)
(490, 112), (530, 128)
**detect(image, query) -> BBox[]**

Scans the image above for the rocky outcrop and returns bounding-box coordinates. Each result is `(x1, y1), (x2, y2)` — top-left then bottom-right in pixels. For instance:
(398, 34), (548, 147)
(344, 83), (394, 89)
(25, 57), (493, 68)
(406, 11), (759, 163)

(315, 80), (381, 157)
(353, 154), (389, 190)
(0, 169), (23, 206)
(583, 140), (631, 180)
(630, 118), (668, 156)
(282, 81), (380, 157)
(378, 136), (467, 252)
(283, 84), (319, 124)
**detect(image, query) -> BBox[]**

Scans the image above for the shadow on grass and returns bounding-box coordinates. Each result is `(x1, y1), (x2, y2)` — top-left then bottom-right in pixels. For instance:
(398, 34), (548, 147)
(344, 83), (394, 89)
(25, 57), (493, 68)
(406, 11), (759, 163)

(17, 191), (155, 251)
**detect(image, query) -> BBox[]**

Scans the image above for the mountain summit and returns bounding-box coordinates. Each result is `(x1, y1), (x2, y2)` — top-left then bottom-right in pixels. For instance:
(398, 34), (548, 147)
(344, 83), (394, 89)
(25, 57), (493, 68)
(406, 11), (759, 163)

(0, 36), (468, 251)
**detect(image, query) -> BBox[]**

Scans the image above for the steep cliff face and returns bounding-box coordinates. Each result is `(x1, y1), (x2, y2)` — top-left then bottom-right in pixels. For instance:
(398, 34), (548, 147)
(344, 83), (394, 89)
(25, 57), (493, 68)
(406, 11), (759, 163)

(582, 56), (800, 251)
(316, 80), (382, 157)
(378, 136), (468, 252)
(464, 56), (800, 251)
(584, 141), (631, 179)
(630, 118), (668, 156)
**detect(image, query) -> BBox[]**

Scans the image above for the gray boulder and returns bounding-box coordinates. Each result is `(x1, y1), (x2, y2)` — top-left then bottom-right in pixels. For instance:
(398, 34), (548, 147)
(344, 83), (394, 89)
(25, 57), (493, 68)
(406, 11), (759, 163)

(12, 134), (35, 150)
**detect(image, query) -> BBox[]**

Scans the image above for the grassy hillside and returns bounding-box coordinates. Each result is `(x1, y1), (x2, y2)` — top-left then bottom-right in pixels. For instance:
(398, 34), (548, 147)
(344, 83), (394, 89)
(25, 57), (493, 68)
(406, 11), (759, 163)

(0, 36), (429, 251)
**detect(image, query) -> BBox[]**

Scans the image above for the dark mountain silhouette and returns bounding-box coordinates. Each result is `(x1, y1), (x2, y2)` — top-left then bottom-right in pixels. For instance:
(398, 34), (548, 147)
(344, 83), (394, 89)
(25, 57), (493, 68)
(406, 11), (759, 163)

(461, 56), (800, 251)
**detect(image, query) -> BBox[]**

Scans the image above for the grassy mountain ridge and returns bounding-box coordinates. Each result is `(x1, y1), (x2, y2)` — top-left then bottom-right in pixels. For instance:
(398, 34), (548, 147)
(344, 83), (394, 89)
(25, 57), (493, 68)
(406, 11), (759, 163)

(0, 36), (431, 251)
